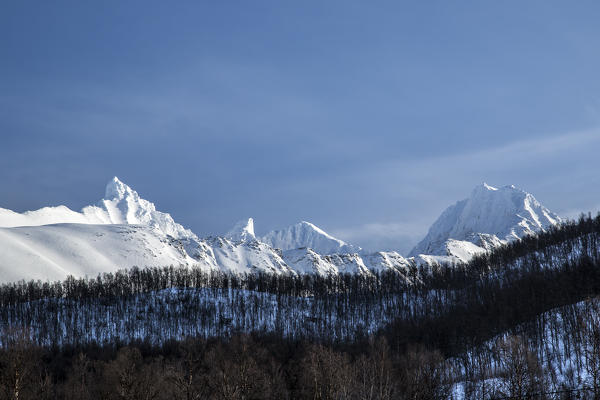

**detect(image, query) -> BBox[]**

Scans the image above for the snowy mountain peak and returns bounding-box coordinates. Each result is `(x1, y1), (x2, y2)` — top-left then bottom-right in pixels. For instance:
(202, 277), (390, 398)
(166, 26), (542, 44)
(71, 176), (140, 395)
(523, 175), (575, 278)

(298, 221), (328, 236)
(470, 183), (498, 199)
(225, 218), (256, 241)
(261, 221), (361, 255)
(481, 182), (498, 191)
(83, 178), (195, 240)
(104, 176), (136, 200)
(409, 183), (561, 259)
(0, 177), (193, 240)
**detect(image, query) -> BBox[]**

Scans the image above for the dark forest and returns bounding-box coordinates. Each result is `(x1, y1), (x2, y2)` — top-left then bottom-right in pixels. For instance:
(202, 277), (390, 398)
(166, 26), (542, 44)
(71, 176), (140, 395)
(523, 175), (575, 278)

(2, 214), (600, 399)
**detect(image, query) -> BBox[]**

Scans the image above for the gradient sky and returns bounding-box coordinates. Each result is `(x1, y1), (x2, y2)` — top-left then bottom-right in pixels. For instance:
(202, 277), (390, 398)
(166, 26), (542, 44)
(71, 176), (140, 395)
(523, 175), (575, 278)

(2, 1), (600, 254)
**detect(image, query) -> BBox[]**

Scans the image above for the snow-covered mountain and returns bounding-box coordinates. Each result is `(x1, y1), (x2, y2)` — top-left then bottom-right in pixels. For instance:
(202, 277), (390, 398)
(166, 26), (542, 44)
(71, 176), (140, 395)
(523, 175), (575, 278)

(0, 178), (564, 283)
(0, 178), (296, 282)
(0, 178), (399, 282)
(279, 247), (418, 283)
(409, 183), (561, 262)
(0, 177), (195, 240)
(83, 177), (196, 239)
(0, 224), (201, 283)
(261, 221), (361, 254)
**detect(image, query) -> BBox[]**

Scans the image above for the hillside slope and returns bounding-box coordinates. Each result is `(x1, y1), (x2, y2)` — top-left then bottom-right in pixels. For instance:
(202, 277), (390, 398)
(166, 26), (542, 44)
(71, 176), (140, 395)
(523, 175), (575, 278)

(0, 224), (202, 282)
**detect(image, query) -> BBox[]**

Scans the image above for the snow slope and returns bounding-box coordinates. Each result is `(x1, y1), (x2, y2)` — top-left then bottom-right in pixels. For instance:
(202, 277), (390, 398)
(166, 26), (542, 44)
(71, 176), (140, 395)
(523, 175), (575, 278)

(206, 235), (295, 275)
(0, 205), (91, 227)
(409, 183), (561, 262)
(451, 298), (600, 398)
(0, 224), (203, 283)
(0, 222), (304, 283)
(261, 221), (361, 255)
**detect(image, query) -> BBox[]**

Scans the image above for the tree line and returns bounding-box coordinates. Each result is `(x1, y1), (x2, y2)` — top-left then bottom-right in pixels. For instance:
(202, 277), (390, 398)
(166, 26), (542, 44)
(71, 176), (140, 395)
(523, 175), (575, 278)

(2, 213), (600, 398)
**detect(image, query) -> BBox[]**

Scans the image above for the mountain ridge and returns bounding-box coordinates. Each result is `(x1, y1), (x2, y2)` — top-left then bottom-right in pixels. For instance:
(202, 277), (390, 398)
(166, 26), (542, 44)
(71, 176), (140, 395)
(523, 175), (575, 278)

(261, 221), (361, 255)
(0, 178), (563, 282)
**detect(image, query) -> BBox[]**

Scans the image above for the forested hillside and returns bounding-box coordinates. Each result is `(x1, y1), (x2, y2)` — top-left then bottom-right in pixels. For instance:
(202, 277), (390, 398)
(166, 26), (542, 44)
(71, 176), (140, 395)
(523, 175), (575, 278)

(2, 214), (600, 398)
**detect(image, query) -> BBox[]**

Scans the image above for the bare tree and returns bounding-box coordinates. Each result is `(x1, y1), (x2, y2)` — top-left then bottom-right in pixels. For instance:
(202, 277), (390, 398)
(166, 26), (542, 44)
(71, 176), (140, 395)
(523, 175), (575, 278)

(102, 347), (163, 400)
(301, 343), (353, 400)
(64, 353), (94, 400)
(0, 331), (39, 400)
(396, 345), (451, 400)
(206, 335), (273, 400)
(165, 339), (208, 400)
(352, 337), (395, 400)
(581, 302), (600, 399)
(495, 335), (545, 399)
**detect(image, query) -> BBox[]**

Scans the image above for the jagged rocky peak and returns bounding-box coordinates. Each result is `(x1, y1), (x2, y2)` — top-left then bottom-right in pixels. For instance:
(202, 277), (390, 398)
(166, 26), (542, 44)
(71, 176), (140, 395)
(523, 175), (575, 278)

(105, 176), (133, 199)
(261, 220), (361, 255)
(409, 183), (561, 258)
(83, 177), (196, 240)
(225, 218), (256, 241)
(0, 177), (197, 242)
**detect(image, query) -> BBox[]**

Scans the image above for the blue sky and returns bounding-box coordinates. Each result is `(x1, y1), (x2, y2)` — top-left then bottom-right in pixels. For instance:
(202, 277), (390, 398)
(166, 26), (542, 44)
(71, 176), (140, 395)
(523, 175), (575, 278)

(2, 1), (600, 253)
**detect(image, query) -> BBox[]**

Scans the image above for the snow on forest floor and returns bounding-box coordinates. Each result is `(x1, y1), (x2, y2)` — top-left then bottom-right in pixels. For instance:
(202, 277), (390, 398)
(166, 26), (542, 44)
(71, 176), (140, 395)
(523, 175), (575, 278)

(0, 287), (405, 347)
